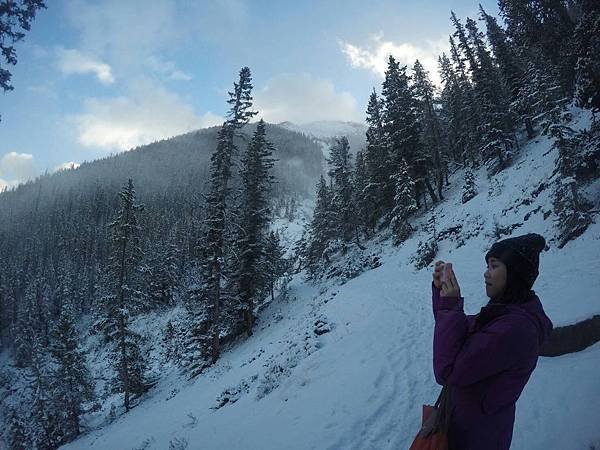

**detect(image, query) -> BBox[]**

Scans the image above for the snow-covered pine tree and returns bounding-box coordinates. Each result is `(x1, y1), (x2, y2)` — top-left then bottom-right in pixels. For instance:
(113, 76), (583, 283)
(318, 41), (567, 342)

(480, 6), (535, 139)
(549, 124), (593, 247)
(264, 230), (286, 302)
(522, 60), (570, 135)
(498, 0), (576, 95)
(7, 412), (27, 450)
(305, 175), (336, 274)
(49, 302), (95, 442)
(364, 89), (390, 229)
(353, 150), (370, 237)
(327, 136), (356, 245)
(14, 295), (34, 368)
(572, 2), (600, 111)
(198, 67), (258, 366)
(447, 36), (481, 167)
(462, 166), (477, 203)
(464, 16), (515, 174)
(234, 119), (276, 336)
(389, 158), (418, 243)
(413, 59), (446, 201)
(29, 335), (62, 450)
(382, 56), (436, 208)
(101, 179), (149, 412)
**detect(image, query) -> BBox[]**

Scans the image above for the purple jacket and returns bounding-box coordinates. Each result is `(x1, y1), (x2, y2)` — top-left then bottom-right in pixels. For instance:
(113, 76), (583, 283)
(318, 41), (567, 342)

(432, 282), (553, 450)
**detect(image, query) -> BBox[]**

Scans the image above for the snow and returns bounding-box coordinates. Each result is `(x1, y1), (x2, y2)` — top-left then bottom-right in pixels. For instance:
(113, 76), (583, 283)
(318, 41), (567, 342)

(61, 107), (600, 450)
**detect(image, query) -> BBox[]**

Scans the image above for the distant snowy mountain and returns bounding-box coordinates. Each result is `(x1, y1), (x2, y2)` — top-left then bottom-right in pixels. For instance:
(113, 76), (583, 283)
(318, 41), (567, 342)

(58, 108), (600, 450)
(278, 120), (367, 158)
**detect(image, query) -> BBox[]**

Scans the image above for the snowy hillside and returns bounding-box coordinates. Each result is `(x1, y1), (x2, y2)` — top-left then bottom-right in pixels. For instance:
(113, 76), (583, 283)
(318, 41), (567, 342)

(60, 109), (600, 449)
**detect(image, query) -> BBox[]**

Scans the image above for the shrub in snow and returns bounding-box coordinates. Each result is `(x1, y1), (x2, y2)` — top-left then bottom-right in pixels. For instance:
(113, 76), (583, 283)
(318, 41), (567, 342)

(169, 437), (188, 450)
(412, 239), (439, 270)
(314, 318), (332, 336)
(462, 167), (477, 203)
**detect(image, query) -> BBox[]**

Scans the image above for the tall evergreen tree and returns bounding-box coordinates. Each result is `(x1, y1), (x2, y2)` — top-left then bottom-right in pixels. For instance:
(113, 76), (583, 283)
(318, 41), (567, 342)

(327, 136), (356, 245)
(480, 6), (535, 138)
(364, 89), (390, 228)
(447, 35), (481, 166)
(305, 176), (336, 273)
(572, 1), (600, 111)
(264, 230), (286, 302)
(49, 302), (95, 442)
(413, 59), (446, 200)
(389, 158), (418, 243)
(465, 16), (515, 173)
(498, 0), (576, 94)
(352, 150), (370, 237)
(234, 119), (276, 336)
(199, 67), (258, 365)
(101, 179), (149, 412)
(382, 56), (436, 207)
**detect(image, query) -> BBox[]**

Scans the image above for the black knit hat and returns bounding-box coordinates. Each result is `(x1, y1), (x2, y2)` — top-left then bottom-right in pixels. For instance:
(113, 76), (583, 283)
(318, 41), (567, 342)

(485, 233), (546, 290)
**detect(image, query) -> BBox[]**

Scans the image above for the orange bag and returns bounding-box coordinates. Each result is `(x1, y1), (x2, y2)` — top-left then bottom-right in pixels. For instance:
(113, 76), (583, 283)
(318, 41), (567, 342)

(409, 386), (451, 450)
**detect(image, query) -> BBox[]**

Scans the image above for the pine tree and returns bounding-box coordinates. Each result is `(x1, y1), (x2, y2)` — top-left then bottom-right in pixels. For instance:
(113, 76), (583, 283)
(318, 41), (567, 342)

(462, 166), (477, 203)
(29, 335), (62, 450)
(498, 0), (576, 94)
(234, 119), (276, 336)
(364, 89), (390, 229)
(7, 412), (27, 450)
(382, 56), (435, 207)
(465, 16), (515, 173)
(49, 302), (95, 442)
(352, 150), (370, 237)
(264, 230), (286, 302)
(572, 2), (600, 111)
(550, 124), (593, 247)
(327, 136), (356, 245)
(199, 67), (258, 365)
(389, 158), (418, 243)
(306, 176), (336, 273)
(413, 59), (445, 201)
(480, 6), (535, 138)
(101, 179), (149, 412)
(446, 36), (481, 167)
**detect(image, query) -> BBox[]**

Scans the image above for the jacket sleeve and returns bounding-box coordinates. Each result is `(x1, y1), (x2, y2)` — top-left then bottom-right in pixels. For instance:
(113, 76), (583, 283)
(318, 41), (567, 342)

(432, 281), (468, 385)
(432, 282), (537, 387)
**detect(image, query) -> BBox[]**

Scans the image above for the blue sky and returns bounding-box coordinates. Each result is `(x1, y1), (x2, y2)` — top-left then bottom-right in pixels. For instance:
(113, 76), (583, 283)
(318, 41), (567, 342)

(0, 0), (500, 189)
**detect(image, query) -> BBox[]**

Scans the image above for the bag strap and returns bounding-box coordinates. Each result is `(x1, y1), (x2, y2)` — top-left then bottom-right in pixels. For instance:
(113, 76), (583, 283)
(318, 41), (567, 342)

(434, 385), (452, 433)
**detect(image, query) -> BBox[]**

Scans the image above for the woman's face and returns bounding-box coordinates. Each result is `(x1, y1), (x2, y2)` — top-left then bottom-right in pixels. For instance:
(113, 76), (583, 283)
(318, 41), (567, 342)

(484, 257), (507, 299)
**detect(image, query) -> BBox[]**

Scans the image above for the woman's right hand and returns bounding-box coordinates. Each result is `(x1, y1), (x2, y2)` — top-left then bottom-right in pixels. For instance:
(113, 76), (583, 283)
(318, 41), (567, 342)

(433, 260), (445, 289)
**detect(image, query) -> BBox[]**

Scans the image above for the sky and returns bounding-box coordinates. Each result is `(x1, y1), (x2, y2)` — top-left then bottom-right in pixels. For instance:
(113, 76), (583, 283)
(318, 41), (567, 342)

(0, 0), (500, 190)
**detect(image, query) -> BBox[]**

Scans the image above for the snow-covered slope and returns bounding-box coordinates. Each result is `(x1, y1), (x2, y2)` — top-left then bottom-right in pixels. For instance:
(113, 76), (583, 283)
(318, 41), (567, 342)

(63, 109), (600, 450)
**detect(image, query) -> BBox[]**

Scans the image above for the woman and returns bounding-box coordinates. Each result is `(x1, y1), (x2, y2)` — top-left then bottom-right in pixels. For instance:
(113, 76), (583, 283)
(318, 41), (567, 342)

(431, 233), (553, 449)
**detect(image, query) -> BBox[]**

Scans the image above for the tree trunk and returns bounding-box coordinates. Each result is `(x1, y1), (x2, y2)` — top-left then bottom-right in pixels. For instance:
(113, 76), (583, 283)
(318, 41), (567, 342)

(524, 116), (534, 139)
(424, 178), (438, 204)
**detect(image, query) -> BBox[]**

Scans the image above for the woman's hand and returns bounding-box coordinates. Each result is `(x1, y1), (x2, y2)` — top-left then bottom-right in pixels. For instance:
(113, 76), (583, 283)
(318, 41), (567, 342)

(433, 260), (445, 289)
(440, 263), (461, 298)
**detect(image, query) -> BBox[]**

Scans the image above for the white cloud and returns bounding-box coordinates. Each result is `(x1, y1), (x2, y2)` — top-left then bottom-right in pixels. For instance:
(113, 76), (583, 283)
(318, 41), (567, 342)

(340, 34), (449, 87)
(56, 48), (115, 85)
(145, 56), (192, 81)
(70, 78), (222, 151)
(0, 152), (38, 189)
(254, 73), (361, 124)
(0, 152), (37, 180)
(199, 111), (224, 128)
